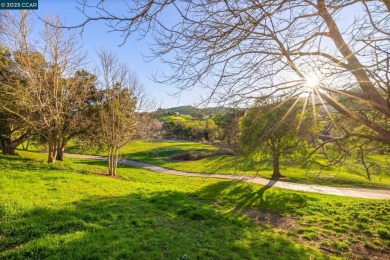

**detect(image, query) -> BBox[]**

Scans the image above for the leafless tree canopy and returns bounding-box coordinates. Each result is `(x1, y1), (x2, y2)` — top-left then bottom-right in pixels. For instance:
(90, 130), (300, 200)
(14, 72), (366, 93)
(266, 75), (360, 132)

(76, 0), (390, 143)
(95, 49), (138, 176)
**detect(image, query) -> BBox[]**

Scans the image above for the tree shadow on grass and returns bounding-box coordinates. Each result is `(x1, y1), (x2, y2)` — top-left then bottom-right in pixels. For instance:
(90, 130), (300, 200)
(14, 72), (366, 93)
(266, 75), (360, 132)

(0, 155), (65, 173)
(122, 147), (186, 160)
(195, 179), (319, 216)
(71, 159), (108, 167)
(72, 159), (142, 174)
(0, 190), (327, 259)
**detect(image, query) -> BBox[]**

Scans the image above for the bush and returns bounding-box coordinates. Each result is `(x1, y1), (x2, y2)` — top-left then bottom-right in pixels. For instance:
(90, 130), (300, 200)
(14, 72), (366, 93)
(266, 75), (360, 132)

(170, 148), (236, 161)
(170, 151), (213, 161)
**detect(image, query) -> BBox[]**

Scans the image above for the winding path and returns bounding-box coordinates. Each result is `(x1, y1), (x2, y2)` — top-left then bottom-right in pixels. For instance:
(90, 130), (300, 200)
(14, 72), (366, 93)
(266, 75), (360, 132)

(65, 153), (390, 200)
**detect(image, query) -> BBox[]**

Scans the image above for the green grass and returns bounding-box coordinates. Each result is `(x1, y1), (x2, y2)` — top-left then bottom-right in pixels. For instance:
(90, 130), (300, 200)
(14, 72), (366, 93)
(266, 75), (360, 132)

(1, 151), (389, 259)
(66, 139), (390, 189)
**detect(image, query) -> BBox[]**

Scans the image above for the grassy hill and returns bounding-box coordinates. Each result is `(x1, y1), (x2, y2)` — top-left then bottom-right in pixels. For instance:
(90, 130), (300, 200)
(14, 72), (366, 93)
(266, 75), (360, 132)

(1, 150), (389, 259)
(155, 106), (236, 117)
(67, 140), (390, 189)
(157, 106), (204, 116)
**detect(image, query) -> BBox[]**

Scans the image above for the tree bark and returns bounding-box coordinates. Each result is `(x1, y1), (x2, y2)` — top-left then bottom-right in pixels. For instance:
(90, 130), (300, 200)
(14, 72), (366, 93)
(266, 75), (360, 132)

(384, 0), (390, 12)
(2, 143), (18, 155)
(113, 148), (118, 176)
(47, 137), (58, 164)
(56, 138), (69, 161)
(108, 148), (114, 176)
(56, 146), (65, 161)
(108, 147), (119, 176)
(1, 130), (31, 155)
(21, 138), (30, 150)
(317, 0), (390, 117)
(272, 154), (284, 179)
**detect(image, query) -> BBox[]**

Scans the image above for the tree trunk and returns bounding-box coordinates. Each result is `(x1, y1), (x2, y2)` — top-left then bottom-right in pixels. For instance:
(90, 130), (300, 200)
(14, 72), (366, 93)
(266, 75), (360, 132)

(56, 146), (65, 161)
(113, 148), (118, 176)
(108, 154), (112, 176)
(384, 0), (390, 12)
(272, 154), (284, 179)
(22, 138), (30, 150)
(108, 148), (114, 176)
(2, 143), (18, 155)
(1, 131), (31, 155)
(47, 138), (58, 164)
(108, 147), (119, 176)
(56, 138), (69, 161)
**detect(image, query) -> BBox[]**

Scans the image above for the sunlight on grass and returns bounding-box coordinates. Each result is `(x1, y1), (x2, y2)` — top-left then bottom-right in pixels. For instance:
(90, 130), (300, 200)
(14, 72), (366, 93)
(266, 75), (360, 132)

(1, 151), (389, 259)
(66, 139), (390, 189)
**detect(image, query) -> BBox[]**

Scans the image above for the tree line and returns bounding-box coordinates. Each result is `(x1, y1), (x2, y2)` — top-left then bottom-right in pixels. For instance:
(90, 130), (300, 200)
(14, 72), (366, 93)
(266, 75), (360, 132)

(0, 11), (152, 176)
(2, 1), (390, 179)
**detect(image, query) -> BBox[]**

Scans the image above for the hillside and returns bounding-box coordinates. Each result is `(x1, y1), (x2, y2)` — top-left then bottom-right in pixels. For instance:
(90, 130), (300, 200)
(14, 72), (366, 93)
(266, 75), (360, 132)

(1, 151), (389, 259)
(155, 106), (236, 117)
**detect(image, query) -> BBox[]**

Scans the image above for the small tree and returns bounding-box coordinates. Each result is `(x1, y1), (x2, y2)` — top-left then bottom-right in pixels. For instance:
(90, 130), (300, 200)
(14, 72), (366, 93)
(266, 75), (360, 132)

(241, 99), (307, 179)
(214, 109), (245, 150)
(96, 50), (137, 176)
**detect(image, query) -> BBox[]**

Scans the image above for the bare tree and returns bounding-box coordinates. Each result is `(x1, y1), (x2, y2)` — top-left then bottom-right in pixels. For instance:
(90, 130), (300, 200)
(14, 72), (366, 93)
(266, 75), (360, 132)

(1, 11), (87, 163)
(95, 50), (138, 176)
(76, 0), (390, 144)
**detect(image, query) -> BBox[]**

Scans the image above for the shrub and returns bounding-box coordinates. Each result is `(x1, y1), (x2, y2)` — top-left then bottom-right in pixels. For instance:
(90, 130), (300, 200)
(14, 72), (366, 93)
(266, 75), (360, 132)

(170, 148), (236, 161)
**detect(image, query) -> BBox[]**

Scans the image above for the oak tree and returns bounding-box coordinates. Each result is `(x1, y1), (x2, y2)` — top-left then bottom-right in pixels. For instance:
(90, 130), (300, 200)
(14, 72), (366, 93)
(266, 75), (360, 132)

(241, 99), (308, 178)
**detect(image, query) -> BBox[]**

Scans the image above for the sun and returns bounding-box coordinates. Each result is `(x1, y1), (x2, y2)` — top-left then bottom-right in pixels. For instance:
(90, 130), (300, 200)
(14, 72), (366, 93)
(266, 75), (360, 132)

(305, 76), (319, 88)
(300, 75), (320, 97)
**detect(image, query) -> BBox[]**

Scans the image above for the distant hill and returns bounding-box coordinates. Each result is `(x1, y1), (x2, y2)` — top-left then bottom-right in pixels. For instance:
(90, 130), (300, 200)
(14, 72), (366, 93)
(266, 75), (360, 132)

(155, 106), (236, 117)
(156, 106), (204, 116)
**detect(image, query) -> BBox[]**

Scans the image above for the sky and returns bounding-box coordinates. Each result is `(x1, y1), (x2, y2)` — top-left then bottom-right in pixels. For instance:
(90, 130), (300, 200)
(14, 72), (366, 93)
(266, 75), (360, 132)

(31, 0), (200, 108)
(15, 0), (365, 109)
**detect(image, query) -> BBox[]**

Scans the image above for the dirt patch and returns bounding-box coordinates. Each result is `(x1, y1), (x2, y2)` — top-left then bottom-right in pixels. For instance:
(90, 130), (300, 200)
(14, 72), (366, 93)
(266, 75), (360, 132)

(348, 242), (390, 260)
(242, 208), (389, 260)
(243, 208), (297, 231)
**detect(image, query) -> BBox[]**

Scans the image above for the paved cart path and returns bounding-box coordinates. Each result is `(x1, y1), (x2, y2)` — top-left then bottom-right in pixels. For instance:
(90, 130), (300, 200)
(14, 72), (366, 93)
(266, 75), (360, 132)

(65, 153), (390, 200)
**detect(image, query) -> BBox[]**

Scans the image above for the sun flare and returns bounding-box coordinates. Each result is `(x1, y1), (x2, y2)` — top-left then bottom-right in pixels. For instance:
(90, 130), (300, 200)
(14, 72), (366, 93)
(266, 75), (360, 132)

(305, 76), (319, 88)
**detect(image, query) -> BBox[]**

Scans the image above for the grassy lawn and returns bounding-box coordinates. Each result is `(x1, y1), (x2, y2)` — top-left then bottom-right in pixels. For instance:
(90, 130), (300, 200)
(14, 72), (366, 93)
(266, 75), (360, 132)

(66, 140), (390, 189)
(1, 151), (389, 259)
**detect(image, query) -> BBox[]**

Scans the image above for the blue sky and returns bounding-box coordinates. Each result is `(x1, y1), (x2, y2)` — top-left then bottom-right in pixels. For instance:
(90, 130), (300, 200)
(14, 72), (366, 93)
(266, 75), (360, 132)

(29, 0), (365, 109)
(32, 0), (199, 108)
